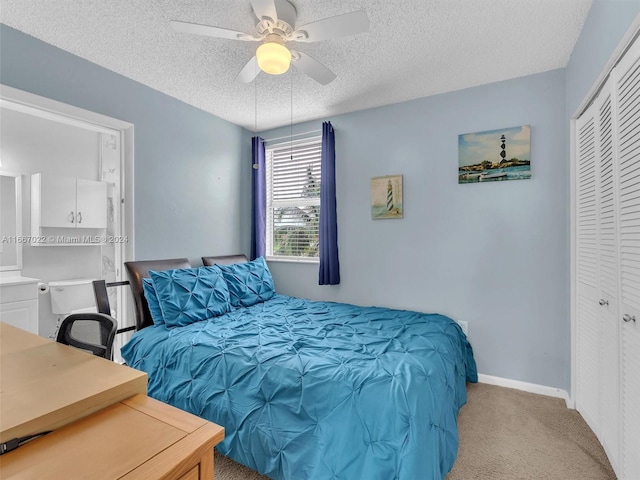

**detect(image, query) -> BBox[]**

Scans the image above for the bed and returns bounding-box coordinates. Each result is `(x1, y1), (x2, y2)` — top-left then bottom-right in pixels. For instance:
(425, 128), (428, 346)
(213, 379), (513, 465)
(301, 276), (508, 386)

(120, 255), (477, 480)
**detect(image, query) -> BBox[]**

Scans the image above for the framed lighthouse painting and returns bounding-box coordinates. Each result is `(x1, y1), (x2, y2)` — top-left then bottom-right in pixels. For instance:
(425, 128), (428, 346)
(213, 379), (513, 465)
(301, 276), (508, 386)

(458, 125), (531, 184)
(371, 175), (403, 219)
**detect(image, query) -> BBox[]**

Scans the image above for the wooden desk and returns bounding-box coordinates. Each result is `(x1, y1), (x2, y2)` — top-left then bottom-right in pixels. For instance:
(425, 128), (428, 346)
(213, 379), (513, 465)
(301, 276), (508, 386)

(0, 322), (147, 442)
(0, 394), (225, 480)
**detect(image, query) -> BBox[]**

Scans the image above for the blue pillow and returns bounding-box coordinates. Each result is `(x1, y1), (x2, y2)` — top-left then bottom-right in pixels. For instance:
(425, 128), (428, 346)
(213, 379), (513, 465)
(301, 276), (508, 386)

(149, 266), (230, 327)
(218, 256), (275, 308)
(143, 277), (165, 326)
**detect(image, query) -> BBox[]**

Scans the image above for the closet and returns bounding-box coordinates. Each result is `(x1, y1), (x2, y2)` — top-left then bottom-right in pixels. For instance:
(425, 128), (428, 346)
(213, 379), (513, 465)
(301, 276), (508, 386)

(574, 33), (639, 480)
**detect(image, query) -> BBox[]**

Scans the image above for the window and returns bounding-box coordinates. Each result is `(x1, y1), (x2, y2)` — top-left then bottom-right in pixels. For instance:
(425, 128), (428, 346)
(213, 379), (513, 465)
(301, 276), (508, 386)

(265, 136), (322, 261)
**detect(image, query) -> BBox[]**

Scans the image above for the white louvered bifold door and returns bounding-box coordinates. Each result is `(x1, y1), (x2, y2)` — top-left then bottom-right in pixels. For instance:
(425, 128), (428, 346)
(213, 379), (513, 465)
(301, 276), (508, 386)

(595, 76), (620, 469)
(615, 33), (640, 480)
(575, 30), (640, 480)
(575, 102), (600, 433)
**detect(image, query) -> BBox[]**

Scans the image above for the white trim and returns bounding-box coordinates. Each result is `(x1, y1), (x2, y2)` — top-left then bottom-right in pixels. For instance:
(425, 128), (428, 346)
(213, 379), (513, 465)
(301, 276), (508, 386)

(0, 99), (120, 136)
(266, 135), (322, 151)
(569, 117), (577, 411)
(266, 256), (319, 264)
(123, 127), (135, 267)
(0, 171), (23, 272)
(264, 134), (321, 261)
(0, 84), (131, 131)
(477, 374), (572, 408)
(263, 130), (321, 144)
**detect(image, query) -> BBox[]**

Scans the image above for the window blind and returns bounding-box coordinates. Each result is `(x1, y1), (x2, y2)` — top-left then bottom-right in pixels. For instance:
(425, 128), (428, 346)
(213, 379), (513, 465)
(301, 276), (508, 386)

(266, 136), (322, 259)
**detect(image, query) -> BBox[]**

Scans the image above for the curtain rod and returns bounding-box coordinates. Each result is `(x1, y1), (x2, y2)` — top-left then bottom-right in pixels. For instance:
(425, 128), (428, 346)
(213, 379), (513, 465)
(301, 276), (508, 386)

(263, 130), (321, 143)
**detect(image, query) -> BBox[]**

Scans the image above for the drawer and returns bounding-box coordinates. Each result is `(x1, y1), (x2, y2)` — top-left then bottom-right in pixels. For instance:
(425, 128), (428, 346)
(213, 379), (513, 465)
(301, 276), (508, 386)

(178, 465), (199, 480)
(0, 283), (38, 303)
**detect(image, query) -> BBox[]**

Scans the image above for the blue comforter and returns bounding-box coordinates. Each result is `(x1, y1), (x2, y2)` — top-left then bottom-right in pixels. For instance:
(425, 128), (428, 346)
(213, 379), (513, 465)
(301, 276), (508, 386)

(122, 295), (477, 480)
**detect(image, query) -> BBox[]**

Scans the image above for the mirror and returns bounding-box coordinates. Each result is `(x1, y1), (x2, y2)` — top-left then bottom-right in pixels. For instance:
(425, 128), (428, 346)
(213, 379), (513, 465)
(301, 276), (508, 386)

(0, 172), (23, 271)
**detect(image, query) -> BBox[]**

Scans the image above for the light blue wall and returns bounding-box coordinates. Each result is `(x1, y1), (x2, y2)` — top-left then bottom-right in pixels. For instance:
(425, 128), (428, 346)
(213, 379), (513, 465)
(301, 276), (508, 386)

(0, 24), (252, 265)
(261, 69), (570, 390)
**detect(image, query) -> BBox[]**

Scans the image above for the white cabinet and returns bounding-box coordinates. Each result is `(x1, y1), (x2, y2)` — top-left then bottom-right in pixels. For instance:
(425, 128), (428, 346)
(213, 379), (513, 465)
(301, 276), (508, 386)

(38, 174), (77, 228)
(31, 173), (107, 245)
(574, 33), (640, 480)
(0, 276), (39, 335)
(76, 178), (107, 228)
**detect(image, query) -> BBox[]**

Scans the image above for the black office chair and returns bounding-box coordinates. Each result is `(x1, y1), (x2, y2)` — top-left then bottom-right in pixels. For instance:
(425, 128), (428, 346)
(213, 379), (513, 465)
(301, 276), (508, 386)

(56, 313), (118, 360)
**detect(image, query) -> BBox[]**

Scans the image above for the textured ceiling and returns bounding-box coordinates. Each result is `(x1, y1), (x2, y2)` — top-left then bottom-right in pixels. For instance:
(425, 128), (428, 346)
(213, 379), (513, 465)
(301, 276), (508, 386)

(1, 0), (592, 131)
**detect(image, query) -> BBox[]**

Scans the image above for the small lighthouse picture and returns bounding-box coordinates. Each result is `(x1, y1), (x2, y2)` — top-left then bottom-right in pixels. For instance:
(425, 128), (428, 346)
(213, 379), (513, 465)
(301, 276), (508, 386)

(371, 175), (403, 219)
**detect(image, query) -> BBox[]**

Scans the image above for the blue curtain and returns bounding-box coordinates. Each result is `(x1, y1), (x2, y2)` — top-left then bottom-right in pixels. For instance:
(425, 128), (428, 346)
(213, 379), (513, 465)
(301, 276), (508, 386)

(250, 136), (266, 260)
(319, 122), (340, 285)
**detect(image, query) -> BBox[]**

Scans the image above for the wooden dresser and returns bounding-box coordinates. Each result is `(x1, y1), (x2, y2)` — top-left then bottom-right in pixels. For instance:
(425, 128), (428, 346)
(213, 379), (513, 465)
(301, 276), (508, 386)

(0, 323), (224, 479)
(0, 394), (225, 480)
(0, 322), (147, 443)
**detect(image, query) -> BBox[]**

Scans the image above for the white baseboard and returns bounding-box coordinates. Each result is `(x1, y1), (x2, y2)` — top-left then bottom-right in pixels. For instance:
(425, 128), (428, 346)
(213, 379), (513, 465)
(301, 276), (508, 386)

(477, 374), (572, 408)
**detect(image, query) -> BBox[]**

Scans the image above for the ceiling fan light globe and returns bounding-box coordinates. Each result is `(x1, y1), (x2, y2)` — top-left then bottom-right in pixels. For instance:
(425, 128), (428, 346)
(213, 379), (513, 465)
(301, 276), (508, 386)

(256, 42), (291, 75)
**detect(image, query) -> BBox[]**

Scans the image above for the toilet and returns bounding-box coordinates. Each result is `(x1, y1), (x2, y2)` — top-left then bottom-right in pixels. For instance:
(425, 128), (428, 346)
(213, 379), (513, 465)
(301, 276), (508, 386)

(49, 278), (97, 315)
(48, 278), (100, 345)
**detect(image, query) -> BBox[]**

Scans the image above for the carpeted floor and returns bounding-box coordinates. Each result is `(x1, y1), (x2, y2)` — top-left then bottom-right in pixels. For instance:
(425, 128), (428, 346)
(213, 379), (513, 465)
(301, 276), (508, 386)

(213, 382), (616, 480)
(446, 383), (615, 479)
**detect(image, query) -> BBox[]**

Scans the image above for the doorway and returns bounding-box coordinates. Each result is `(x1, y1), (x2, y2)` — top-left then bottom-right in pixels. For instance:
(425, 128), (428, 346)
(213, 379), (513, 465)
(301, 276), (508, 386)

(0, 84), (135, 361)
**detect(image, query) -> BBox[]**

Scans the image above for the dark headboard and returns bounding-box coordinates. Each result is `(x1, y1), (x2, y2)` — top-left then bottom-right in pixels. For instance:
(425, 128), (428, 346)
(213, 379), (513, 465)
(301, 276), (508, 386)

(201, 254), (249, 266)
(124, 258), (191, 330)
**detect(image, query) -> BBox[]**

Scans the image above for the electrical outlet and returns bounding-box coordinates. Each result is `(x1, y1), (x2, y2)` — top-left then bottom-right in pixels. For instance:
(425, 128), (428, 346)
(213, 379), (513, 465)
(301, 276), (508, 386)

(457, 320), (469, 336)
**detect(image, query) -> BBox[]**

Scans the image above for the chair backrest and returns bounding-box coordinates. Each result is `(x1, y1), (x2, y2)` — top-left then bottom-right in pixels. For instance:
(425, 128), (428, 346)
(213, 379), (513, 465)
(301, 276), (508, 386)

(56, 313), (118, 359)
(124, 258), (191, 330)
(93, 279), (111, 315)
(201, 254), (248, 267)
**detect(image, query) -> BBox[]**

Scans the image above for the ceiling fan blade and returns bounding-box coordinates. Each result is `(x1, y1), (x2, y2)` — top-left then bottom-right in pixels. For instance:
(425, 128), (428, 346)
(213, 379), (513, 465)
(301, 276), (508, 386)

(250, 0), (278, 23)
(236, 56), (261, 83)
(292, 11), (369, 43)
(291, 51), (336, 85)
(170, 20), (259, 41)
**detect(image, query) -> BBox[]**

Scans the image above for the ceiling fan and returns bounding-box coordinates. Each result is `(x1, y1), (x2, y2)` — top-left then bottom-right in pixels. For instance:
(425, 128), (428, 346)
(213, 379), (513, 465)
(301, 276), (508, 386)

(170, 0), (369, 85)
